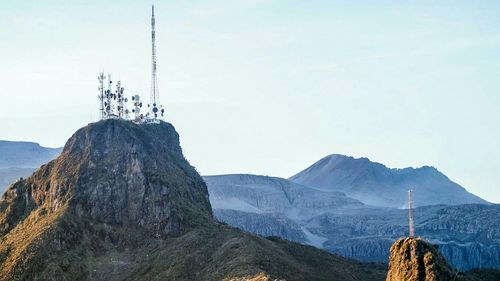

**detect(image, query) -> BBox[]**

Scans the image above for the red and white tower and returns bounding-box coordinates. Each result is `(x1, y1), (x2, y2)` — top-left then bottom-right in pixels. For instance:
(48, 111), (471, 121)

(408, 190), (415, 237)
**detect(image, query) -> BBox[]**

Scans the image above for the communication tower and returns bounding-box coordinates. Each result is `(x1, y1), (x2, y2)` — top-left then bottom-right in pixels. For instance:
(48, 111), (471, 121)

(115, 81), (129, 119)
(98, 72), (105, 120)
(96, 6), (165, 124)
(408, 190), (415, 237)
(148, 5), (165, 122)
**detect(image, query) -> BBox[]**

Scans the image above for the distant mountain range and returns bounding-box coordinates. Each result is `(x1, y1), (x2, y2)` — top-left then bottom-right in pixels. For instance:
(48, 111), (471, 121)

(290, 154), (488, 208)
(0, 140), (61, 191)
(0, 140), (61, 168)
(205, 172), (499, 271)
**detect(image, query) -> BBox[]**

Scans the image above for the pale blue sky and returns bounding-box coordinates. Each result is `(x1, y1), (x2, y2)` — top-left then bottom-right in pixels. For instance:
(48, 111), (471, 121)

(1, 1), (499, 202)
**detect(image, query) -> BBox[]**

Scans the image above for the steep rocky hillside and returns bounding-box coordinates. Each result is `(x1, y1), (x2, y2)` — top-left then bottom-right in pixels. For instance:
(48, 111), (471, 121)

(0, 120), (386, 281)
(289, 154), (487, 208)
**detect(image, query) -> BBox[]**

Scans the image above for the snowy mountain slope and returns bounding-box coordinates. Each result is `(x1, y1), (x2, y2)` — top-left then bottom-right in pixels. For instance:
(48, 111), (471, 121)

(289, 154), (487, 208)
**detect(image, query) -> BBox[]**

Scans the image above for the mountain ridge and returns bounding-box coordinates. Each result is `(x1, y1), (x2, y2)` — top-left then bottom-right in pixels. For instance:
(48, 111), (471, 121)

(289, 154), (487, 208)
(0, 140), (61, 169)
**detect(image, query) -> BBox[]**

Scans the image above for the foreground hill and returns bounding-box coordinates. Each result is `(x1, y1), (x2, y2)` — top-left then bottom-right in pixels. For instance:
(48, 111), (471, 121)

(205, 174), (500, 271)
(289, 154), (487, 208)
(0, 120), (385, 281)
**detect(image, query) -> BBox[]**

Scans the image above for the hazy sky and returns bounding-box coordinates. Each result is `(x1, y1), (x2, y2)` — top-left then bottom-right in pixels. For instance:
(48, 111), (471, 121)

(1, 1), (499, 203)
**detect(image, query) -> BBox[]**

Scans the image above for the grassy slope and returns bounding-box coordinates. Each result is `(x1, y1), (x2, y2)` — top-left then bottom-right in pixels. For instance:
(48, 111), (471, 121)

(0, 204), (387, 281)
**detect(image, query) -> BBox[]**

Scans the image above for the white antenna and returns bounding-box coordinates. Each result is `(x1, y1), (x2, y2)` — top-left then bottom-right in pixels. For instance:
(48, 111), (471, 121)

(98, 72), (105, 120)
(132, 94), (143, 123)
(408, 190), (415, 237)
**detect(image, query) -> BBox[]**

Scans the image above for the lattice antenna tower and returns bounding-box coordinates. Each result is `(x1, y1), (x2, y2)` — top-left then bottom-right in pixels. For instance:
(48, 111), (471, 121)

(116, 80), (129, 119)
(149, 5), (164, 121)
(408, 189), (415, 237)
(105, 74), (114, 117)
(98, 72), (105, 120)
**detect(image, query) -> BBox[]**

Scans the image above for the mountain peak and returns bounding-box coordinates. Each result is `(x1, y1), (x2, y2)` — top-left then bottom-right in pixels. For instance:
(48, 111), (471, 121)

(290, 154), (487, 208)
(1, 119), (213, 238)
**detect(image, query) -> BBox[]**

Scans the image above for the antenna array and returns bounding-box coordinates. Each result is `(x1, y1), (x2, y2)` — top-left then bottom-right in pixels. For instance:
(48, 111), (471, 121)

(97, 74), (134, 121)
(96, 5), (165, 124)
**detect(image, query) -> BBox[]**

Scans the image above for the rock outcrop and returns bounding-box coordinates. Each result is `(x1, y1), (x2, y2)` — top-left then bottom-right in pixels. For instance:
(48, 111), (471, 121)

(386, 237), (465, 281)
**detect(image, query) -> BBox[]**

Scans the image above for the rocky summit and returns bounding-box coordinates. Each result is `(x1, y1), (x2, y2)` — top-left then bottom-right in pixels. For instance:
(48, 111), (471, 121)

(386, 237), (462, 281)
(0, 119), (386, 281)
(386, 237), (500, 281)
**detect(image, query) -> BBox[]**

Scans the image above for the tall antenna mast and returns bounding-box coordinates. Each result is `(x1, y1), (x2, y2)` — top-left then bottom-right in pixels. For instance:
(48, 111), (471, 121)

(408, 190), (415, 237)
(150, 5), (160, 119)
(98, 72), (105, 120)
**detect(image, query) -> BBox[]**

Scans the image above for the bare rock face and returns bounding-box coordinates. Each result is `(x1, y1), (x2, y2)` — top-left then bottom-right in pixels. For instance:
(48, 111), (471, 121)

(0, 119), (213, 238)
(386, 237), (466, 281)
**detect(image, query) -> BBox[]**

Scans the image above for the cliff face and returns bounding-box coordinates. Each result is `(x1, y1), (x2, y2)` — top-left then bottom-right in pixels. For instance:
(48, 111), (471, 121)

(0, 120), (387, 281)
(386, 237), (465, 281)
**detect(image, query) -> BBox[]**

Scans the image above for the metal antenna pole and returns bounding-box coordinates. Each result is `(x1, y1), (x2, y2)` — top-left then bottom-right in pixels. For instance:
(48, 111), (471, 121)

(150, 5), (160, 119)
(98, 72), (105, 120)
(409, 190), (415, 237)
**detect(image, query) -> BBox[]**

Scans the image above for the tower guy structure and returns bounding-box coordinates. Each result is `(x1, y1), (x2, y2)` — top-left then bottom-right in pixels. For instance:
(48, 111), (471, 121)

(148, 5), (164, 122)
(408, 190), (415, 237)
